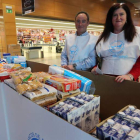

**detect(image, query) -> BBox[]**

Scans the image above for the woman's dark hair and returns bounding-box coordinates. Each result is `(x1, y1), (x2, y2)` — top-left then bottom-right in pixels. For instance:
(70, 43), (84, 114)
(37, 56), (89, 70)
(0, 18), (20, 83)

(96, 3), (136, 47)
(75, 11), (89, 21)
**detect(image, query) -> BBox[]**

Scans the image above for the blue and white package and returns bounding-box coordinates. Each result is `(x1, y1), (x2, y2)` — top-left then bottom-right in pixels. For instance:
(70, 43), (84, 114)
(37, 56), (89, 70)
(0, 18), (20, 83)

(124, 129), (140, 139)
(64, 70), (92, 94)
(0, 59), (6, 63)
(20, 62), (27, 68)
(67, 107), (82, 129)
(106, 123), (122, 136)
(48, 65), (93, 94)
(112, 125), (131, 140)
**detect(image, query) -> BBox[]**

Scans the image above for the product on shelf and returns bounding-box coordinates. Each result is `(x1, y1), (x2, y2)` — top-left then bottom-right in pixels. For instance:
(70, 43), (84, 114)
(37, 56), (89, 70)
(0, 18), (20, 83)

(57, 88), (80, 100)
(45, 74), (81, 92)
(96, 105), (140, 140)
(10, 69), (43, 94)
(48, 65), (93, 94)
(33, 72), (51, 83)
(4, 79), (57, 107)
(49, 92), (100, 133)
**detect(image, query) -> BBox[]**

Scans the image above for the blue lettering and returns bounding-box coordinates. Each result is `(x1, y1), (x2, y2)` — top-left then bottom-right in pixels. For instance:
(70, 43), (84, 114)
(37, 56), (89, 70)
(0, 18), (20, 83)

(86, 110), (91, 115)
(82, 112), (85, 118)
(75, 116), (80, 122)
(70, 119), (73, 124)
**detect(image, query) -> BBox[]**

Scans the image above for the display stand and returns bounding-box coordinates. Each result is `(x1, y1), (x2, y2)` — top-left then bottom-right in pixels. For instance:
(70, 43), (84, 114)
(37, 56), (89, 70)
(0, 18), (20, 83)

(1, 83), (97, 140)
(1, 60), (140, 140)
(27, 61), (140, 120)
(0, 83), (8, 140)
(22, 47), (42, 59)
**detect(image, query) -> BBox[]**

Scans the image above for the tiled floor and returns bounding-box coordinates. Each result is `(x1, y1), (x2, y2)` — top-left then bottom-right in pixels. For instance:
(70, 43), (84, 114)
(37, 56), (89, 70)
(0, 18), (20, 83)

(28, 52), (61, 66)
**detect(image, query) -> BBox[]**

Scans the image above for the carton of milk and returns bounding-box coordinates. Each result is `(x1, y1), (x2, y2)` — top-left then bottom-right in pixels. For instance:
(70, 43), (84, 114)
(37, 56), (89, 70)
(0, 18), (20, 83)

(67, 107), (82, 129)
(81, 102), (92, 132)
(91, 96), (100, 129)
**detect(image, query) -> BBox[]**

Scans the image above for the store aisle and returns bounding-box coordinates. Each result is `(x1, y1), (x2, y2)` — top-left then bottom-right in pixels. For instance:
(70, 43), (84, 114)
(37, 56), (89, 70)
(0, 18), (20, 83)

(28, 52), (61, 66)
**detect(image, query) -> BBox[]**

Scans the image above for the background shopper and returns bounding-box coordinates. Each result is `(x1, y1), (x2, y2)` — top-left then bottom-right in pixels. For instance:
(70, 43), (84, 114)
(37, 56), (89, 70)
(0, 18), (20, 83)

(61, 11), (98, 71)
(91, 3), (140, 82)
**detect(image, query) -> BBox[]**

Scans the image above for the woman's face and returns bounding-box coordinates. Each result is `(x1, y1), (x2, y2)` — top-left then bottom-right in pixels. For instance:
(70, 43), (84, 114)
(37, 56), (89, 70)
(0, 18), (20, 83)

(112, 8), (127, 32)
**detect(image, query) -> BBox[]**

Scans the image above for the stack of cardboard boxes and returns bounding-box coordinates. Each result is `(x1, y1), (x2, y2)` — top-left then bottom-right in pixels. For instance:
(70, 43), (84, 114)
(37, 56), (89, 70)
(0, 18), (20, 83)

(8, 44), (21, 56)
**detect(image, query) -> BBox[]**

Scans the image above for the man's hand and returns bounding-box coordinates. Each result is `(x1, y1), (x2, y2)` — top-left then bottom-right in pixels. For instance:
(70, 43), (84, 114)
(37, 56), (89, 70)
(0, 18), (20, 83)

(115, 75), (131, 83)
(62, 65), (69, 69)
(91, 66), (98, 75)
(67, 65), (74, 70)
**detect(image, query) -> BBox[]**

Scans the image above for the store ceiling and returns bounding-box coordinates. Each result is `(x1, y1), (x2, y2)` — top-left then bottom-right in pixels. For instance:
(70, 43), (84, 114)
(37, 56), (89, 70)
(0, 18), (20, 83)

(126, 0), (140, 9)
(15, 16), (104, 32)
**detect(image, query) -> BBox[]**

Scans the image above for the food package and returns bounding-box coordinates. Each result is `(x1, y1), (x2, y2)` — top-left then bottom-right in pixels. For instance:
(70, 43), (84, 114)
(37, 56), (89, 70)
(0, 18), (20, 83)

(33, 72), (51, 83)
(4, 79), (57, 106)
(10, 69), (43, 93)
(3, 64), (22, 70)
(45, 74), (81, 92)
(57, 89), (80, 100)
(48, 65), (92, 94)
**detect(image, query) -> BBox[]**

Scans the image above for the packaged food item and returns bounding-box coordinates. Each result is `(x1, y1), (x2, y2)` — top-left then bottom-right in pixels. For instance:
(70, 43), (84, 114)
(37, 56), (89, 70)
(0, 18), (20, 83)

(24, 84), (57, 101)
(12, 75), (22, 85)
(48, 65), (93, 94)
(45, 74), (81, 92)
(96, 105), (140, 140)
(57, 89), (81, 100)
(33, 72), (51, 83)
(49, 93), (100, 133)
(112, 125), (131, 139)
(16, 84), (28, 94)
(34, 96), (57, 107)
(124, 129), (140, 139)
(3, 64), (22, 70)
(4, 79), (57, 106)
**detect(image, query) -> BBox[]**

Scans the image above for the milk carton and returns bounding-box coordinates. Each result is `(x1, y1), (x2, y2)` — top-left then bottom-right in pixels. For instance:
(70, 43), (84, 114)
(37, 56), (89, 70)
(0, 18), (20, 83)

(67, 107), (82, 129)
(96, 119), (115, 140)
(91, 96), (100, 129)
(131, 109), (140, 118)
(62, 105), (77, 120)
(112, 125), (131, 140)
(106, 123), (122, 137)
(124, 129), (140, 140)
(123, 105), (136, 115)
(112, 115), (122, 123)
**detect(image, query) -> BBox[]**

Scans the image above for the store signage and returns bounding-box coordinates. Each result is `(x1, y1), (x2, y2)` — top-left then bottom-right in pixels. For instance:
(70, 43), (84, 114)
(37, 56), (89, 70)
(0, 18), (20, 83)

(6, 6), (12, 13)
(22, 0), (35, 15)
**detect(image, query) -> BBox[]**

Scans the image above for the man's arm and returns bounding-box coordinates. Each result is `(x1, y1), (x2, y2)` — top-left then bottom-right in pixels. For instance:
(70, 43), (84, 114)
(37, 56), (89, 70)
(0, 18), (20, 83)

(68, 49), (96, 70)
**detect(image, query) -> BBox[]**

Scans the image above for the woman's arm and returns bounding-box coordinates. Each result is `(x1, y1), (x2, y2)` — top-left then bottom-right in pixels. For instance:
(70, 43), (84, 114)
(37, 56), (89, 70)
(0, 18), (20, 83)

(115, 56), (140, 82)
(129, 56), (140, 81)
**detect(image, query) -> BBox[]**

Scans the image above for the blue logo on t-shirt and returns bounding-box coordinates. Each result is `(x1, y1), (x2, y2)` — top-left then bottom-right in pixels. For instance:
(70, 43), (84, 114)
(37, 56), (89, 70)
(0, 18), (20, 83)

(69, 45), (78, 63)
(109, 40), (124, 56)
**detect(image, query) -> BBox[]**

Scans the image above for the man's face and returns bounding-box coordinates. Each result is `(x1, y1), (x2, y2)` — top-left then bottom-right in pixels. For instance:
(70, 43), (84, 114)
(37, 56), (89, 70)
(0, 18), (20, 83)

(75, 13), (89, 36)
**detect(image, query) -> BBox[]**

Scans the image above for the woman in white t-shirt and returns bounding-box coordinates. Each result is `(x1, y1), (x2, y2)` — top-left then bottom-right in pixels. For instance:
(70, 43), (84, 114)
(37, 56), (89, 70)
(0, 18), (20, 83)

(91, 3), (140, 82)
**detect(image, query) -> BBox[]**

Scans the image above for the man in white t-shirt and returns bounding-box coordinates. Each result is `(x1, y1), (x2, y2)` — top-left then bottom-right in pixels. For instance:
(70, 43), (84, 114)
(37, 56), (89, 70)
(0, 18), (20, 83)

(61, 11), (98, 71)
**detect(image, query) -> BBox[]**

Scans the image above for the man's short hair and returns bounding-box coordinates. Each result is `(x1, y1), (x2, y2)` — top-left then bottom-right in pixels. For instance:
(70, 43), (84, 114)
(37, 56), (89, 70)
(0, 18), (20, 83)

(75, 11), (89, 21)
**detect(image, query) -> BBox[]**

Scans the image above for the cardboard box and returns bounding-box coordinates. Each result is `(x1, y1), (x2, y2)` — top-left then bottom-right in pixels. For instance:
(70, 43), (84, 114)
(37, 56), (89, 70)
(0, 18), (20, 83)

(1, 83), (98, 140)
(10, 51), (21, 56)
(49, 93), (100, 133)
(7, 44), (21, 55)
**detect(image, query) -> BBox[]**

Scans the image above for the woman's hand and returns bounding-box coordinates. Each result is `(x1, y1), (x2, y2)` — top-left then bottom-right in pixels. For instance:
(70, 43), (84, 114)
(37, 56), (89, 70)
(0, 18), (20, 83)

(91, 67), (98, 75)
(115, 75), (131, 83)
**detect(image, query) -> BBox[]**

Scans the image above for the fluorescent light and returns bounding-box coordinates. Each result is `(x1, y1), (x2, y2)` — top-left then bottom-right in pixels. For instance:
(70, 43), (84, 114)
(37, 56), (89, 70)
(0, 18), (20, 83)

(16, 17), (104, 28)
(16, 23), (75, 28)
(16, 26), (76, 30)
(16, 17), (75, 25)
